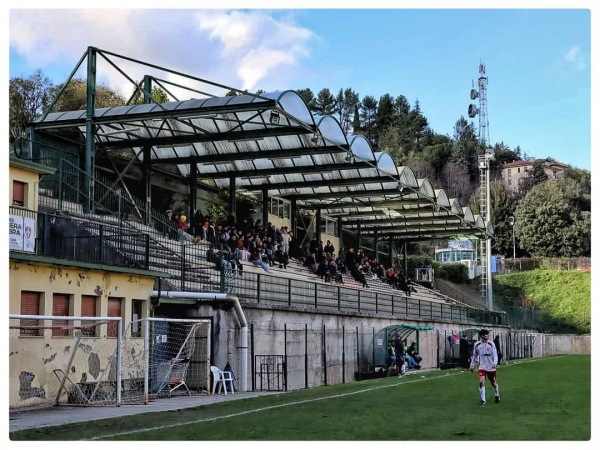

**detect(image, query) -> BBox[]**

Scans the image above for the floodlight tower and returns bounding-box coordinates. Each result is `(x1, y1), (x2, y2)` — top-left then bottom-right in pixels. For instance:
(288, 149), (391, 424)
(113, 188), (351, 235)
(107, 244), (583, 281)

(468, 62), (494, 311)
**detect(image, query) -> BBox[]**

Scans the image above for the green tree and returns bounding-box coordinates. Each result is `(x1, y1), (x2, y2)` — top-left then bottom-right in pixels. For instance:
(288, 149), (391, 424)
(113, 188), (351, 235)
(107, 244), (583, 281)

(9, 69), (53, 140)
(515, 179), (591, 257)
(489, 141), (521, 179)
(313, 88), (337, 115)
(359, 95), (378, 141)
(469, 180), (519, 256)
(518, 159), (549, 197)
(296, 88), (315, 109)
(49, 78), (126, 112)
(334, 88), (360, 133)
(421, 143), (453, 179)
(409, 99), (428, 153)
(451, 116), (480, 181)
(130, 83), (170, 104)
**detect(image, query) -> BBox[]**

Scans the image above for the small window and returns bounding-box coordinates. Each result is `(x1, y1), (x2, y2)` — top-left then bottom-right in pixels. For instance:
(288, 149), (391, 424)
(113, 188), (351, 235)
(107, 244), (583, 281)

(13, 180), (26, 207)
(508, 179), (512, 186)
(518, 168), (521, 173)
(131, 299), (145, 338)
(107, 297), (122, 338)
(20, 291), (42, 337)
(52, 294), (71, 337)
(507, 169), (511, 175)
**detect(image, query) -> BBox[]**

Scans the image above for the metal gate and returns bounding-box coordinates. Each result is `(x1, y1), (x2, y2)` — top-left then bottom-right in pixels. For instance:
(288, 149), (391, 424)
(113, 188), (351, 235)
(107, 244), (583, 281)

(254, 355), (285, 391)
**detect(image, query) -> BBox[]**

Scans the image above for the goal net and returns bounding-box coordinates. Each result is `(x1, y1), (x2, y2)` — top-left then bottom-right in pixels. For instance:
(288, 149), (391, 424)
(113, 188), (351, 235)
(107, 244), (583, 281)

(118, 317), (211, 404)
(9, 315), (123, 412)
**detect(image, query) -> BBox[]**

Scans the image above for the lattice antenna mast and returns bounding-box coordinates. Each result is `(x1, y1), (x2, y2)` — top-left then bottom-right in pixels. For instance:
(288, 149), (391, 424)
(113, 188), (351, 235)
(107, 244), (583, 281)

(468, 61), (494, 311)
(477, 62), (490, 147)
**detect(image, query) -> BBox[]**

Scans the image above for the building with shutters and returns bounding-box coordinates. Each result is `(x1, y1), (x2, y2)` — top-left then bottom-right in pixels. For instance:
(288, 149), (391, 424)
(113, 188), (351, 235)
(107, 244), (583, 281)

(9, 157), (163, 409)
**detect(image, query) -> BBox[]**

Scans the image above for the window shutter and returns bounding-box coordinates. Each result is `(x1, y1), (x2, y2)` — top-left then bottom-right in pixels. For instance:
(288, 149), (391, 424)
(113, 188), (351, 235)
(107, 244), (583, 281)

(13, 181), (25, 206)
(20, 291), (41, 336)
(107, 297), (121, 338)
(52, 294), (70, 337)
(81, 295), (97, 337)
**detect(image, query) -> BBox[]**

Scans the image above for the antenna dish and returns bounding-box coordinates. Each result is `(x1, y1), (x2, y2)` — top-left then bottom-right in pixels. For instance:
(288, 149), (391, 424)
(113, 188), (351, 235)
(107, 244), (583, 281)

(468, 104), (478, 118)
(470, 89), (478, 100)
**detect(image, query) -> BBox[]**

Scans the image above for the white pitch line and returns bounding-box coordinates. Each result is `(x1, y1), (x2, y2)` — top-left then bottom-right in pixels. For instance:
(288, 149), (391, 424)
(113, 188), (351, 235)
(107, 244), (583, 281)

(87, 355), (563, 441)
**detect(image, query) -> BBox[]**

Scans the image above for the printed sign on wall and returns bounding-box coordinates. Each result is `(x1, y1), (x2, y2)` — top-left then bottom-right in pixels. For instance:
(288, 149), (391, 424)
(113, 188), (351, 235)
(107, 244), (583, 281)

(9, 215), (36, 253)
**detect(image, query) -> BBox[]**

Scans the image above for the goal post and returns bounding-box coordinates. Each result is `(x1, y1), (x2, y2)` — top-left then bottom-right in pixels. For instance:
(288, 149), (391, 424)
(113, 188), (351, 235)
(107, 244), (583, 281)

(9, 314), (123, 412)
(9, 315), (212, 410)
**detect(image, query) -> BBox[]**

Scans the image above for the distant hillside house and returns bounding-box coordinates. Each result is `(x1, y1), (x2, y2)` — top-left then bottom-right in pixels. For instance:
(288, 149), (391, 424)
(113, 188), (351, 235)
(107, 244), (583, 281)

(501, 159), (568, 192)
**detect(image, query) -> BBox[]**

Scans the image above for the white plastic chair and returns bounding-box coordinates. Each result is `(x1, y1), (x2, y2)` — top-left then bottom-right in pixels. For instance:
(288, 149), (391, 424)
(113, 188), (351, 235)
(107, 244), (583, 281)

(210, 366), (234, 395)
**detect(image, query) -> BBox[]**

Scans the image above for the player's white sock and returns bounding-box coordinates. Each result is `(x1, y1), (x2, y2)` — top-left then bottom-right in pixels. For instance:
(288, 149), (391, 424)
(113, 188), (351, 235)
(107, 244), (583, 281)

(480, 386), (486, 402)
(494, 385), (500, 396)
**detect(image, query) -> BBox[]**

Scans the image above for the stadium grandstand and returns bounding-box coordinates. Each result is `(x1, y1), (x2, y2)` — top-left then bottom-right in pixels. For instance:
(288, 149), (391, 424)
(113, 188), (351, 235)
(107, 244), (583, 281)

(9, 47), (523, 412)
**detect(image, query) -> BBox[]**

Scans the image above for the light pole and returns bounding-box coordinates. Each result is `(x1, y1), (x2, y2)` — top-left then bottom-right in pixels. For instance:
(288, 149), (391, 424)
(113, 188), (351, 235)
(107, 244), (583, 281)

(508, 216), (515, 259)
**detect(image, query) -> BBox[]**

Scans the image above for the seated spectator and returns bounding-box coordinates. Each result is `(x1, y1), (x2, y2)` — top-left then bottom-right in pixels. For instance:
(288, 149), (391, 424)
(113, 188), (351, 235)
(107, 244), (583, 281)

(249, 246), (270, 273)
(407, 342), (423, 365)
(400, 339), (420, 369)
(329, 259), (342, 284)
(206, 245), (218, 263)
(316, 259), (328, 280)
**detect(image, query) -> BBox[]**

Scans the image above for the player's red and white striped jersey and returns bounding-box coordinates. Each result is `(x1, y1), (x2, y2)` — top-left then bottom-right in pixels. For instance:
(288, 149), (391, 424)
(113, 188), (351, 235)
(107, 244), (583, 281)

(470, 340), (498, 371)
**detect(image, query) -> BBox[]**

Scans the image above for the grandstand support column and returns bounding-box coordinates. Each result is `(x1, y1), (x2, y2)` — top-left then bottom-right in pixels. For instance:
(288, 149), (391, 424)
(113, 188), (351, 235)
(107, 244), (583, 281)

(143, 75), (153, 104)
(357, 222), (362, 249)
(389, 236), (394, 268)
(374, 229), (379, 262)
(316, 208), (322, 244)
(338, 217), (343, 251)
(291, 199), (298, 236)
(143, 146), (152, 224)
(403, 241), (408, 277)
(262, 186), (269, 228)
(229, 177), (237, 226)
(84, 46), (97, 214)
(189, 163), (198, 220)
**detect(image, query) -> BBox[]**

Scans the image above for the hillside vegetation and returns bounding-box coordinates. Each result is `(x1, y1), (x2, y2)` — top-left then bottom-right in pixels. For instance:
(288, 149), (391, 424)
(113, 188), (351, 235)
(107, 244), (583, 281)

(493, 270), (591, 334)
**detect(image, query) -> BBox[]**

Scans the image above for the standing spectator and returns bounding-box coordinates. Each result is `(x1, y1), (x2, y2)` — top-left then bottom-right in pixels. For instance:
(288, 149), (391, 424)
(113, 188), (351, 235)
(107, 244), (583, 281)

(324, 240), (335, 257)
(387, 342), (397, 376)
(162, 209), (178, 240)
(494, 335), (503, 365)
(394, 337), (406, 375)
(280, 227), (291, 256)
(191, 209), (204, 244)
(274, 244), (289, 269)
(469, 329), (501, 405)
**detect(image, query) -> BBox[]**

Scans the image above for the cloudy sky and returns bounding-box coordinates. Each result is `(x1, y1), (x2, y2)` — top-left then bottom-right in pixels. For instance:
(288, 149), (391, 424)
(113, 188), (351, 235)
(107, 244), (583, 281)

(5, 2), (596, 171)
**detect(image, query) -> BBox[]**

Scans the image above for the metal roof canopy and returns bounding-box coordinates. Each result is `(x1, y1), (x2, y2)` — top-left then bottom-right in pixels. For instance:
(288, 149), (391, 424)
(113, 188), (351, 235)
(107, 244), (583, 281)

(28, 46), (492, 241)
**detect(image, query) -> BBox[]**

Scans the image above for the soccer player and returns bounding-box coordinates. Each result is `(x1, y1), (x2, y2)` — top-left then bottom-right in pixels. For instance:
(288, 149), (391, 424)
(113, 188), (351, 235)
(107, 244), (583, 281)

(469, 329), (501, 405)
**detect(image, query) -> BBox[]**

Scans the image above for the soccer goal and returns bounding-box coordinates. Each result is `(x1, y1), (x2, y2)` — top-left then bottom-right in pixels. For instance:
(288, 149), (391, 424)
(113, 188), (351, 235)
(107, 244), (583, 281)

(9, 314), (124, 412)
(118, 317), (211, 404)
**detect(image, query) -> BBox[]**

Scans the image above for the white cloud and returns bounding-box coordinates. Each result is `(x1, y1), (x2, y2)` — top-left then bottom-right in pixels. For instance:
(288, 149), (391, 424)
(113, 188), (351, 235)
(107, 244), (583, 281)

(196, 10), (315, 90)
(564, 45), (586, 71)
(9, 9), (316, 97)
